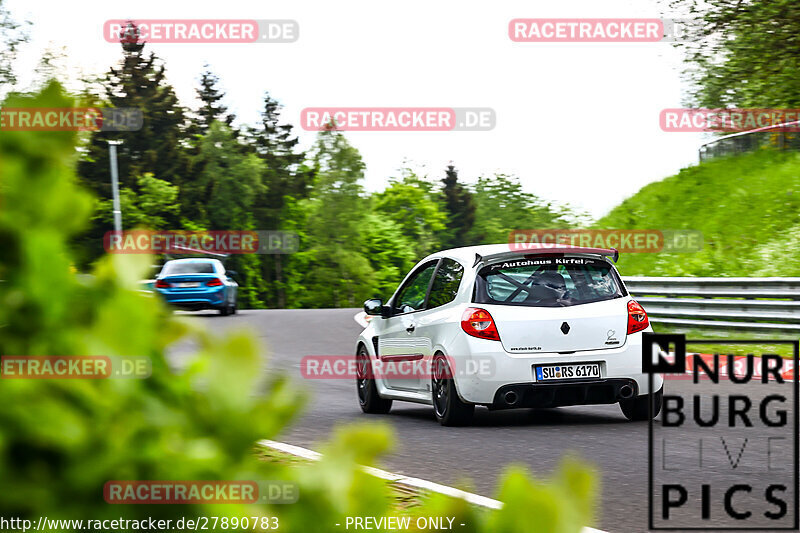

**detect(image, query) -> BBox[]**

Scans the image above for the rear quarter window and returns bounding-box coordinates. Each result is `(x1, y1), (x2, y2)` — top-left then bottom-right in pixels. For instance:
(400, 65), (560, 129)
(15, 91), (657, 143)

(427, 258), (464, 309)
(474, 256), (624, 307)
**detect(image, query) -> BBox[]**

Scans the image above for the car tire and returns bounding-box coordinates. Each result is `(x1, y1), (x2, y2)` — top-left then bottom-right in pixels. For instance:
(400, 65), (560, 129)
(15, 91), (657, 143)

(620, 386), (663, 421)
(230, 299), (237, 315)
(356, 346), (392, 414)
(219, 304), (230, 316)
(432, 353), (474, 426)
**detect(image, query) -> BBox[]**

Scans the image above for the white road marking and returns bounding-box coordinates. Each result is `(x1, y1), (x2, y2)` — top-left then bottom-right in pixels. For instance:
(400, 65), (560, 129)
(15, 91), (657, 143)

(258, 439), (608, 532)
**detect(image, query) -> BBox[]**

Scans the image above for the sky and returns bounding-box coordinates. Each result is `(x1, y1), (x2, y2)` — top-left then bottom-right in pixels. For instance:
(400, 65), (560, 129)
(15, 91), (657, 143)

(6, 0), (708, 219)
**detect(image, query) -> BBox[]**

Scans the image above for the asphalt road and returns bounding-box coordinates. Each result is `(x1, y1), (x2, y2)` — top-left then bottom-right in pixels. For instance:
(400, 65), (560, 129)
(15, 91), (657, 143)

(168, 309), (798, 532)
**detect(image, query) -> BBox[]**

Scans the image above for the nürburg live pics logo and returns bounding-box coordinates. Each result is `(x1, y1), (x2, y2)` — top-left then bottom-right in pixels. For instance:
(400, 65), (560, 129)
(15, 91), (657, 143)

(644, 333), (799, 530)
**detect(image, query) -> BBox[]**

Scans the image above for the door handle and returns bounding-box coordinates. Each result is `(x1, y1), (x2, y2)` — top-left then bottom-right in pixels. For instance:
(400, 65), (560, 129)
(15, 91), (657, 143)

(406, 324), (415, 333)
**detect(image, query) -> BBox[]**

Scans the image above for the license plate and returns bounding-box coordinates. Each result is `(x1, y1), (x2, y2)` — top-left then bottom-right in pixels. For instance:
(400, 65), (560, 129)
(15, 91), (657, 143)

(535, 363), (601, 381)
(177, 282), (200, 288)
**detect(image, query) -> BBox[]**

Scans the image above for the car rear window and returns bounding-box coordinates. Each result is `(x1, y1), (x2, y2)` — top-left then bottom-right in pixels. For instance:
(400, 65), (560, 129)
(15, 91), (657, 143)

(161, 262), (216, 275)
(474, 256), (624, 307)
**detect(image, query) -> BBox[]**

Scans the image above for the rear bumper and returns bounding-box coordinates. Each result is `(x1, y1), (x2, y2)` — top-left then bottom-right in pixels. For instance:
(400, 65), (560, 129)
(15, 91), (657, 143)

(490, 378), (638, 409)
(167, 301), (224, 311)
(156, 287), (227, 309)
(449, 329), (664, 404)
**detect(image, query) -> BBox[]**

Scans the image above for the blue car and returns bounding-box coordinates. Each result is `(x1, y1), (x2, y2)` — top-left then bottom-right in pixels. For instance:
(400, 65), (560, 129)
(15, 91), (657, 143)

(154, 258), (238, 315)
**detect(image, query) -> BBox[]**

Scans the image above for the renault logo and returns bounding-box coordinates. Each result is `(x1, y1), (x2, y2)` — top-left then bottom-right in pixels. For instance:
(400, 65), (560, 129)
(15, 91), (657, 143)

(560, 322), (570, 335)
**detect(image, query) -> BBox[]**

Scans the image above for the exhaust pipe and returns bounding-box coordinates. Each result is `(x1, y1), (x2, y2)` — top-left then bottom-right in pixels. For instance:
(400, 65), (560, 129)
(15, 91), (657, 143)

(503, 391), (518, 405)
(619, 384), (634, 400)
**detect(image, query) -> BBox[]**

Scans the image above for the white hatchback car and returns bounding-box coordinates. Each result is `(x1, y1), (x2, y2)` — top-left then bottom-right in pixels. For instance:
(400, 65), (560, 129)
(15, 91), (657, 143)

(355, 243), (664, 426)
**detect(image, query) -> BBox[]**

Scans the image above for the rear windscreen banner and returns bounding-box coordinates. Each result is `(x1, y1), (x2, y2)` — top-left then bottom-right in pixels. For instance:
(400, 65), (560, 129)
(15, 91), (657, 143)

(484, 257), (603, 271)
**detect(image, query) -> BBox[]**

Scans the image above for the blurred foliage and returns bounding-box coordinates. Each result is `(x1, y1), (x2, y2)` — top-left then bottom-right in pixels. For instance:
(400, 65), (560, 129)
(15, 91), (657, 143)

(468, 174), (583, 244)
(0, 80), (300, 526)
(0, 82), (597, 532)
(597, 150), (800, 275)
(0, 0), (28, 91)
(671, 0), (800, 108)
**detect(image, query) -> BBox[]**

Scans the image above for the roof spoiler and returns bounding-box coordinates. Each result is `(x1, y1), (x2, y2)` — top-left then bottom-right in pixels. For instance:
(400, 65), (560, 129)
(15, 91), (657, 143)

(474, 247), (619, 268)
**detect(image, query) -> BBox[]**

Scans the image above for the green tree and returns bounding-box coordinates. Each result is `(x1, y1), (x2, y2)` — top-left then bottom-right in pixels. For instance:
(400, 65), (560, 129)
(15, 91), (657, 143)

(360, 213), (417, 298)
(75, 25), (188, 264)
(372, 170), (447, 258)
(289, 129), (374, 308)
(92, 172), (179, 231)
(194, 67), (234, 135)
(277, 195), (310, 308)
(182, 68), (241, 228)
(194, 122), (264, 230)
(468, 173), (580, 244)
(440, 164), (476, 248)
(78, 25), (188, 197)
(247, 93), (311, 308)
(673, 0), (800, 108)
(249, 92), (307, 197)
(191, 121), (267, 307)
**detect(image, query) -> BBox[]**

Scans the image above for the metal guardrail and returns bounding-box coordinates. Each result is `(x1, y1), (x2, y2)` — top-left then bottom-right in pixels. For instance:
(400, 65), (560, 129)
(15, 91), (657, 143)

(698, 119), (800, 162)
(623, 277), (800, 333)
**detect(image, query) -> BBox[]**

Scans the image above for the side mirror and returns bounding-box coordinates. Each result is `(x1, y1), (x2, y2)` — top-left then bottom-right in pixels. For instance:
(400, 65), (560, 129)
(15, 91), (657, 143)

(226, 270), (238, 278)
(364, 298), (390, 318)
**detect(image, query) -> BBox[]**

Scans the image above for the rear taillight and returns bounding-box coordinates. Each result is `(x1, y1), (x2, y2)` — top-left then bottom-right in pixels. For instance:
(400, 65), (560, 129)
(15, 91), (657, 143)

(627, 300), (649, 334)
(155, 279), (170, 288)
(461, 307), (501, 341)
(206, 278), (224, 287)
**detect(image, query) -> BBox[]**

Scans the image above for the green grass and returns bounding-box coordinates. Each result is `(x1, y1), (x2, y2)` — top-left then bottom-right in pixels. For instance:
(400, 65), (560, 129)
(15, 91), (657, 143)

(597, 150), (800, 277)
(255, 446), (313, 467)
(652, 323), (798, 358)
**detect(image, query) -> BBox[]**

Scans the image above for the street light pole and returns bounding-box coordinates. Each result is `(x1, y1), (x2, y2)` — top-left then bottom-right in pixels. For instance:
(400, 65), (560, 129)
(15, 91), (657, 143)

(107, 140), (123, 233)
